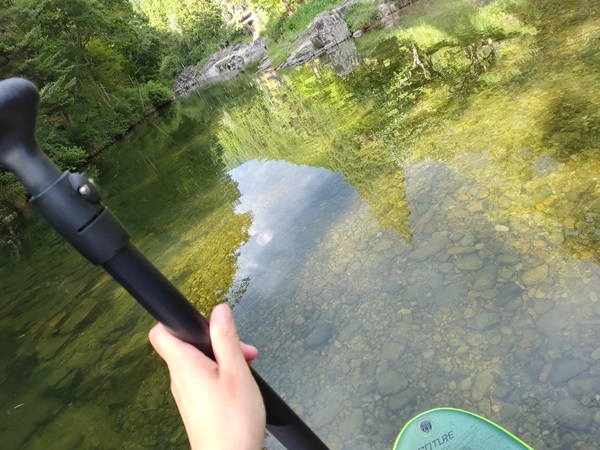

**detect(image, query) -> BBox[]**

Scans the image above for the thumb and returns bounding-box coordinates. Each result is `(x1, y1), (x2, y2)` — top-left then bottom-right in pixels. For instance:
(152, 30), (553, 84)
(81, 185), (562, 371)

(210, 304), (247, 375)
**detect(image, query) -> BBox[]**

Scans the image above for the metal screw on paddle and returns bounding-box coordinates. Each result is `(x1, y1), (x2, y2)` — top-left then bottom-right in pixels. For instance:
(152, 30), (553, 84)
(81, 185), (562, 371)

(0, 77), (329, 450)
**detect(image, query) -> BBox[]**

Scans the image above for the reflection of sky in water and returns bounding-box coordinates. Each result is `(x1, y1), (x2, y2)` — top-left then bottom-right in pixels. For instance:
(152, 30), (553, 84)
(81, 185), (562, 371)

(229, 159), (359, 294)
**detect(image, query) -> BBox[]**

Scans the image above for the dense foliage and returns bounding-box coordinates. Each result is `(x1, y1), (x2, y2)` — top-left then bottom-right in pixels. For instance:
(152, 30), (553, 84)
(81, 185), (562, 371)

(0, 0), (172, 215)
(132, 0), (247, 79)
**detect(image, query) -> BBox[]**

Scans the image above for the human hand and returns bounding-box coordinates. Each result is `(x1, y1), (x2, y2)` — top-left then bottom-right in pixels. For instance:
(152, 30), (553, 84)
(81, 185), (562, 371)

(149, 304), (266, 450)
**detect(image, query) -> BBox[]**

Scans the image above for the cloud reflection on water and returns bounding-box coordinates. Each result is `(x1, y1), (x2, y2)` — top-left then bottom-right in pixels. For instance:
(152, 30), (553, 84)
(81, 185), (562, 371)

(229, 159), (360, 295)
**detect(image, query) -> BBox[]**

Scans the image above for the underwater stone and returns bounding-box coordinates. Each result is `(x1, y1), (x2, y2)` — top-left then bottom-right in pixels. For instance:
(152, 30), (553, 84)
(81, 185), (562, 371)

(354, 241), (368, 251)
(455, 254), (484, 271)
(565, 180), (597, 202)
(496, 282), (523, 307)
(388, 388), (418, 411)
(408, 237), (447, 261)
(568, 377), (600, 398)
(533, 299), (555, 315)
(338, 321), (362, 342)
(527, 184), (554, 206)
(548, 358), (589, 385)
(303, 324), (335, 349)
(433, 283), (463, 306)
(339, 409), (364, 437)
(472, 371), (494, 401)
(475, 311), (501, 331)
(552, 398), (593, 431)
(310, 400), (343, 428)
(495, 254), (521, 266)
(382, 280), (403, 294)
(377, 371), (409, 396)
(536, 304), (571, 337)
(522, 264), (549, 286)
(472, 263), (498, 291)
(382, 342), (407, 362)
(447, 246), (477, 255)
(438, 262), (454, 273)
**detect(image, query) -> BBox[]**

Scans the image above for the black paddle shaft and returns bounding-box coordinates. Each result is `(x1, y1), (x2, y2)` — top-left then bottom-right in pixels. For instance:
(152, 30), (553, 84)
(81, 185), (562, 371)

(0, 77), (329, 450)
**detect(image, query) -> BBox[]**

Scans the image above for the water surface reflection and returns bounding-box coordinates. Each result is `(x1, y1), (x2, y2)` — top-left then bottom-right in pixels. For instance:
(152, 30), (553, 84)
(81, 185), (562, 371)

(233, 156), (600, 450)
(230, 159), (359, 296)
(0, 0), (598, 448)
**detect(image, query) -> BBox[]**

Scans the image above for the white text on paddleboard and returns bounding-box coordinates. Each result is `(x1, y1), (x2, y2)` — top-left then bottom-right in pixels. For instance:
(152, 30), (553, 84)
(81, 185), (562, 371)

(417, 430), (454, 450)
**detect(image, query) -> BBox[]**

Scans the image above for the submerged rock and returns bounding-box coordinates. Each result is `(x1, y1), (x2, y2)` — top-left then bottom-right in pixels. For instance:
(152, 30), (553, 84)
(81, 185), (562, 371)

(472, 263), (498, 291)
(495, 254), (520, 266)
(521, 264), (549, 286)
(536, 304), (572, 337)
(548, 358), (590, 385)
(303, 323), (335, 348)
(552, 398), (593, 431)
(472, 371), (494, 401)
(475, 311), (501, 331)
(377, 371), (409, 396)
(388, 388), (418, 411)
(496, 282), (523, 307)
(455, 254), (484, 271)
(408, 237), (447, 261)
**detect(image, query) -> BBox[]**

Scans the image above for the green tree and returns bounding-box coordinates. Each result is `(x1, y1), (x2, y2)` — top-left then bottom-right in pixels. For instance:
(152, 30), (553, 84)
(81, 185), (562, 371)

(135, 0), (227, 72)
(0, 0), (172, 222)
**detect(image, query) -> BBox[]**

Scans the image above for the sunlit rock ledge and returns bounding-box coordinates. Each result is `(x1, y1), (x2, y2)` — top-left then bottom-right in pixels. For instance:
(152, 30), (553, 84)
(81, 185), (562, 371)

(174, 0), (496, 98)
(173, 0), (413, 98)
(174, 37), (268, 98)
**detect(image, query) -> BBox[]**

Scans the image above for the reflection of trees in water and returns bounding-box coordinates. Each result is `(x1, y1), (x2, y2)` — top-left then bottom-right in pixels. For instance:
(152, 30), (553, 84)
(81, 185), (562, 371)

(91, 88), (254, 313)
(217, 71), (414, 243)
(217, 0), (599, 263)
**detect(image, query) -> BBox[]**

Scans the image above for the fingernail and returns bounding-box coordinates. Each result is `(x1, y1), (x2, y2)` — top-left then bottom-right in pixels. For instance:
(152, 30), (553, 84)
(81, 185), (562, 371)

(211, 304), (231, 324)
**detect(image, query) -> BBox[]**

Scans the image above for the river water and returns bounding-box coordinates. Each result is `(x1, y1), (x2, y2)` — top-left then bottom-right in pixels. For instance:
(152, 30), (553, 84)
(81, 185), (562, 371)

(1, 0), (599, 448)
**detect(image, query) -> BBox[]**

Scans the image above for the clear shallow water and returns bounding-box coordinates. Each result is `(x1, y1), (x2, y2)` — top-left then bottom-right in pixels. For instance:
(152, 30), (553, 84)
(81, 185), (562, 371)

(1, 0), (599, 448)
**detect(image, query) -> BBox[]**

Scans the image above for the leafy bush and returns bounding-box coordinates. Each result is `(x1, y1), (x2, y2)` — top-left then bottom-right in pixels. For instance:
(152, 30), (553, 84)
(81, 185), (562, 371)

(48, 145), (88, 170)
(264, 12), (288, 42)
(142, 81), (172, 107)
(160, 54), (184, 80)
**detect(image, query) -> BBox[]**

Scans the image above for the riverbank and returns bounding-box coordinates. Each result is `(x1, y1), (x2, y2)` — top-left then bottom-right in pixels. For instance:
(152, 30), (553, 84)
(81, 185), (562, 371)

(174, 0), (418, 98)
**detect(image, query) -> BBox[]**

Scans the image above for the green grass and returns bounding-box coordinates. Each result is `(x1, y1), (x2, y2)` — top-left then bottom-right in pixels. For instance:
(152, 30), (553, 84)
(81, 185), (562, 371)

(283, 0), (344, 36)
(344, 2), (380, 33)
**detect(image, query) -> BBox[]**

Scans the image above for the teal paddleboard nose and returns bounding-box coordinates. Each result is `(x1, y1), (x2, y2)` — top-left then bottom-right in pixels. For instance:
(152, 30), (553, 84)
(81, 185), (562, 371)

(393, 407), (533, 450)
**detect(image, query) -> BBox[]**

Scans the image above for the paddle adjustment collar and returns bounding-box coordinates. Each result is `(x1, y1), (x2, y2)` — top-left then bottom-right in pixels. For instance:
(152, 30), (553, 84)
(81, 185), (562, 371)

(30, 171), (129, 265)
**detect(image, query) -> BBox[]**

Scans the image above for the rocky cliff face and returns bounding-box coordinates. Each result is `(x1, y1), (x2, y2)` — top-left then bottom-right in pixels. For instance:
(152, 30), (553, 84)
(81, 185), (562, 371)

(277, 8), (352, 71)
(276, 0), (411, 72)
(174, 37), (267, 98)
